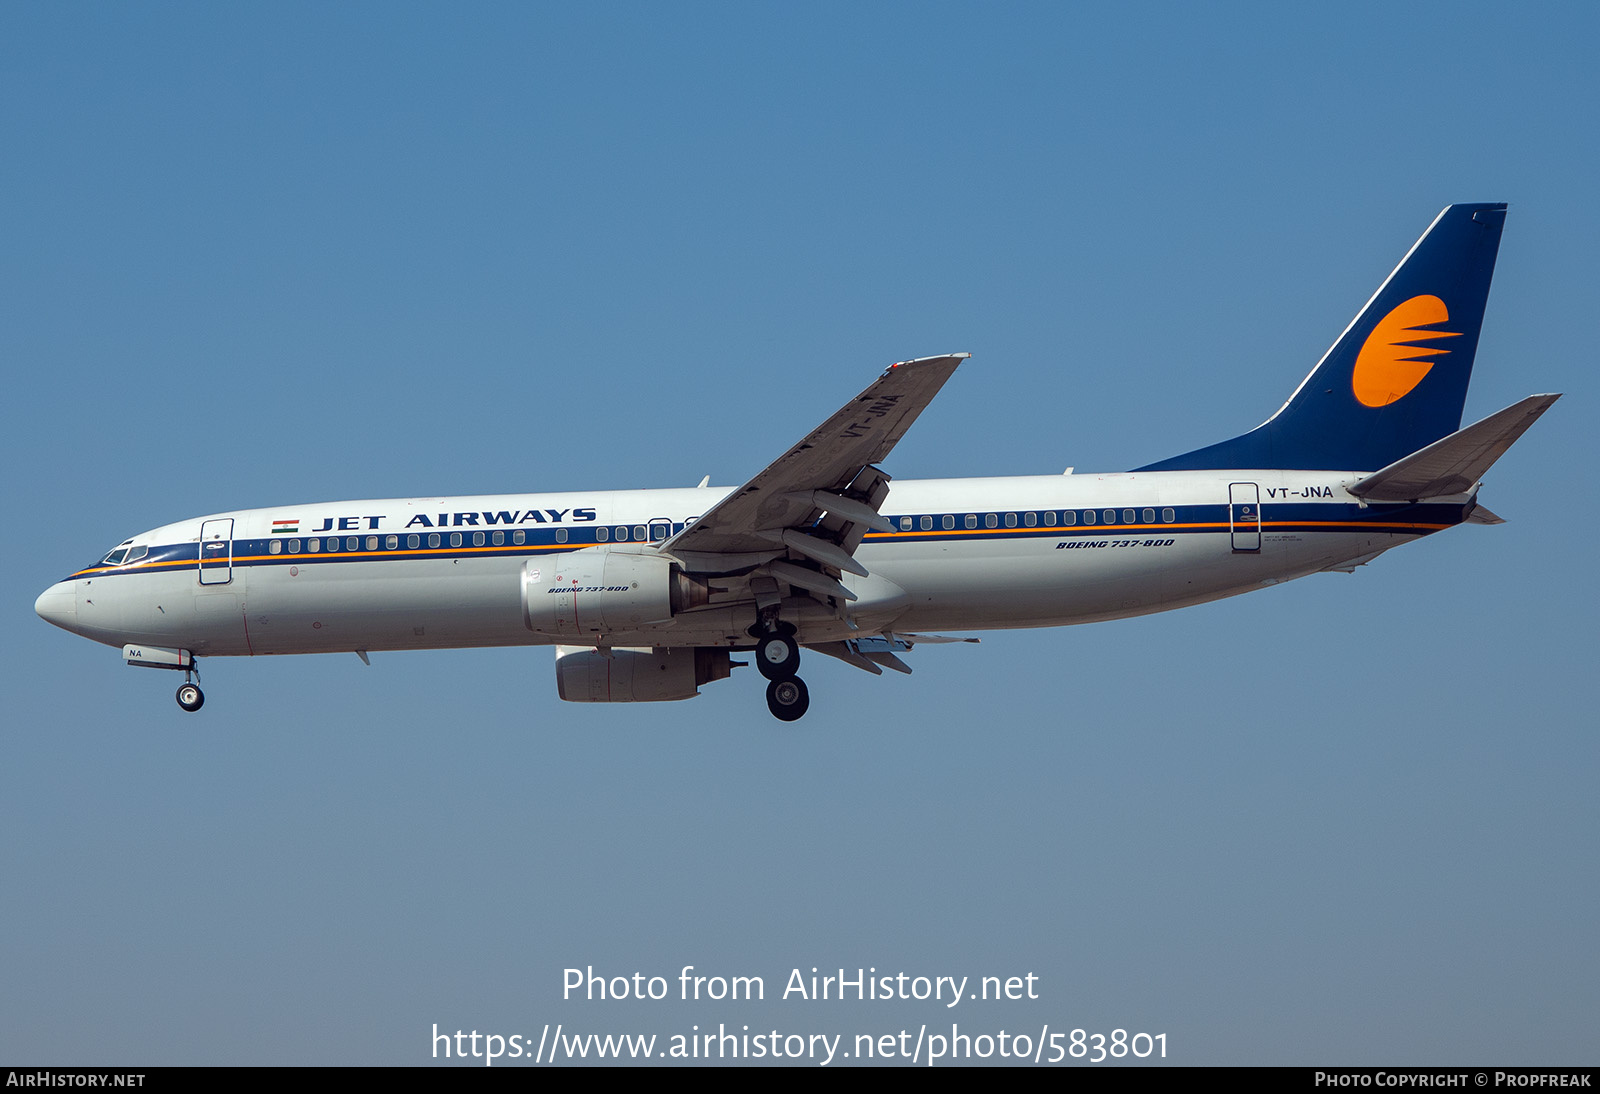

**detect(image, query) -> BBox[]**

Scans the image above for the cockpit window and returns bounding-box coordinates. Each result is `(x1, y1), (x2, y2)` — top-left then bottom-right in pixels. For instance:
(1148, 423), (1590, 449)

(124, 545), (148, 564)
(102, 548), (129, 566)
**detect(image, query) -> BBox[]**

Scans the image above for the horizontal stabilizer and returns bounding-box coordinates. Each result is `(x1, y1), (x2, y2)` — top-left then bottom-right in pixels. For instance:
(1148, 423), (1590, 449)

(1348, 393), (1559, 502)
(1466, 503), (1506, 525)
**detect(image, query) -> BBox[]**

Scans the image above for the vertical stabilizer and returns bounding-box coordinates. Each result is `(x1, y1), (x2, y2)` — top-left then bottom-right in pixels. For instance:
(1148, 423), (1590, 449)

(1137, 203), (1506, 472)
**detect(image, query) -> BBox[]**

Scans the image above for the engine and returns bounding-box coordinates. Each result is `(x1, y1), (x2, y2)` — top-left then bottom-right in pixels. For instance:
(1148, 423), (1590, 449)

(554, 645), (734, 702)
(522, 550), (710, 637)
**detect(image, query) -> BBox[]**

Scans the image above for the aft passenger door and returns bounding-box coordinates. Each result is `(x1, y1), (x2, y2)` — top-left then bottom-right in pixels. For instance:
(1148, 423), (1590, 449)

(1229, 483), (1261, 553)
(198, 518), (234, 585)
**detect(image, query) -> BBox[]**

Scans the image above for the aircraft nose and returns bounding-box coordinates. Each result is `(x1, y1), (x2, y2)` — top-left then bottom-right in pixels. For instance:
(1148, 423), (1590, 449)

(35, 581), (78, 631)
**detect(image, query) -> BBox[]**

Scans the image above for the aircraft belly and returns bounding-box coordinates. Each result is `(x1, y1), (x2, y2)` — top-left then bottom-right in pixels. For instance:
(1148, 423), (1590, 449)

(243, 557), (529, 655)
(867, 535), (1192, 630)
(877, 528), (1424, 632)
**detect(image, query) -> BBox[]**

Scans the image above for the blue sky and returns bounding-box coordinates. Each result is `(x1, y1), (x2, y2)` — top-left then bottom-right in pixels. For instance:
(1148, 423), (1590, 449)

(3, 2), (1595, 1066)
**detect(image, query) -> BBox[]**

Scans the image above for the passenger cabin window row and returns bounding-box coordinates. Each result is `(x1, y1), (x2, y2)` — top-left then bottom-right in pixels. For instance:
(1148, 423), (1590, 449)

(264, 522), (655, 556)
(268, 528), (540, 555)
(894, 508), (1177, 532)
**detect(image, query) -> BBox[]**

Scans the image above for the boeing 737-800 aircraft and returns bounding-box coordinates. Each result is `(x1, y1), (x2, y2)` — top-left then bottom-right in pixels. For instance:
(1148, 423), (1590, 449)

(35, 204), (1557, 720)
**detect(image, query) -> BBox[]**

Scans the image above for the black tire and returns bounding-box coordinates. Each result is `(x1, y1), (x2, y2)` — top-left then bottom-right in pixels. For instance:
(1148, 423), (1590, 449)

(176, 683), (204, 712)
(755, 634), (800, 681)
(765, 676), (809, 722)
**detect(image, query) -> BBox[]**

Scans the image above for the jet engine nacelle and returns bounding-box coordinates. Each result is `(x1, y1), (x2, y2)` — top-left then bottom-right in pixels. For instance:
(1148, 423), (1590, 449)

(554, 645), (734, 702)
(522, 549), (710, 637)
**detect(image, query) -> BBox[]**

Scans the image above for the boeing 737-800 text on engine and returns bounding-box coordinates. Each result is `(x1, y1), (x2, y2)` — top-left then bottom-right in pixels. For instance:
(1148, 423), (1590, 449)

(36, 204), (1557, 720)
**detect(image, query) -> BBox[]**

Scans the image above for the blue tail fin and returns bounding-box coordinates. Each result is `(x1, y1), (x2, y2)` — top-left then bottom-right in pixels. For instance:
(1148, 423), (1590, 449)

(1136, 203), (1507, 472)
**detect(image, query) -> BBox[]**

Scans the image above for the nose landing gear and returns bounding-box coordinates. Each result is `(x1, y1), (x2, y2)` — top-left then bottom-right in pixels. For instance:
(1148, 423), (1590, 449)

(174, 660), (203, 713)
(122, 645), (206, 713)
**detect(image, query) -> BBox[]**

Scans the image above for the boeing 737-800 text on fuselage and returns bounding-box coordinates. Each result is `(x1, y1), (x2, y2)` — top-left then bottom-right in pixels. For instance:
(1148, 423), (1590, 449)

(36, 204), (1557, 720)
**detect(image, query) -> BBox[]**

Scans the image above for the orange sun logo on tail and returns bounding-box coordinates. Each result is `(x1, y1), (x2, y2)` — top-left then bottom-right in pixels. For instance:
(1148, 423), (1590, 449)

(1351, 294), (1461, 407)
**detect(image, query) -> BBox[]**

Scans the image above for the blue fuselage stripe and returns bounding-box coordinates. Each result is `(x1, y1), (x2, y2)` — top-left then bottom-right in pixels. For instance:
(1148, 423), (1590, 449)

(68, 500), (1467, 581)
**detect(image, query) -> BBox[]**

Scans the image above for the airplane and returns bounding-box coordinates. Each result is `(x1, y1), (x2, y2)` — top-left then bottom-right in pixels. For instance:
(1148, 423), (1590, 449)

(35, 203), (1558, 722)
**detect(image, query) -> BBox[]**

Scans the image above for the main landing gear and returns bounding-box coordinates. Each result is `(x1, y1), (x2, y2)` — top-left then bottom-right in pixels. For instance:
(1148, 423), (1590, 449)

(765, 676), (809, 722)
(754, 623), (808, 721)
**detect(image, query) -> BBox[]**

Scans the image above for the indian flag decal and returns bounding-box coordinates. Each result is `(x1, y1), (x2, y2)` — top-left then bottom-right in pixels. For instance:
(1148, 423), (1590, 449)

(272, 519), (299, 534)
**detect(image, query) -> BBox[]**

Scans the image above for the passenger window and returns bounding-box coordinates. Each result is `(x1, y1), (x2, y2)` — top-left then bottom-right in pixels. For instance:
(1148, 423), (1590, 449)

(1142, 508), (1155, 524)
(407, 534), (419, 549)
(900, 516), (912, 531)
(556, 528), (568, 543)
(450, 533), (463, 548)
(288, 539), (301, 554)
(348, 536), (360, 551)
(428, 534), (440, 548)
(921, 515), (933, 530)
(269, 540), (282, 555)
(1162, 507), (1176, 523)
(1083, 511), (1096, 525)
(1044, 511), (1057, 526)
(985, 513), (998, 528)
(513, 530), (526, 545)
(473, 532), (485, 547)
(1122, 509), (1134, 525)
(615, 526), (628, 542)
(1024, 512), (1037, 527)
(652, 524), (667, 541)
(1062, 511), (1075, 525)
(386, 535), (398, 549)
(1004, 513), (1017, 527)
(1102, 510), (1115, 524)
(633, 525), (647, 541)
(308, 538), (321, 552)
(489, 531), (502, 546)
(942, 515), (955, 530)
(965, 514), (978, 529)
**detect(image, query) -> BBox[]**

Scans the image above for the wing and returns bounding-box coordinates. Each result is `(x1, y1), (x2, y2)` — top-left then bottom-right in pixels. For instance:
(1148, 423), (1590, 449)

(660, 354), (967, 568)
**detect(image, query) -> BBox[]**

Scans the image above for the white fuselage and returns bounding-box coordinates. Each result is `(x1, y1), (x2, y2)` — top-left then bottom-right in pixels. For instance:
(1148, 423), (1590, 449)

(36, 470), (1467, 659)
